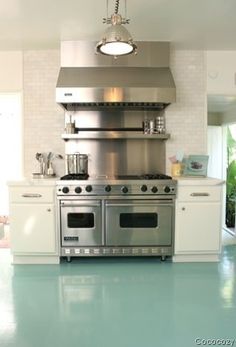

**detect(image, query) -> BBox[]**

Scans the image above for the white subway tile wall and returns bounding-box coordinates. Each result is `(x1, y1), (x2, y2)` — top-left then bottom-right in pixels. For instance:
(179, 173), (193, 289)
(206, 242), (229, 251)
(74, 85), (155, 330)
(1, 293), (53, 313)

(23, 50), (65, 178)
(23, 49), (207, 177)
(166, 49), (207, 174)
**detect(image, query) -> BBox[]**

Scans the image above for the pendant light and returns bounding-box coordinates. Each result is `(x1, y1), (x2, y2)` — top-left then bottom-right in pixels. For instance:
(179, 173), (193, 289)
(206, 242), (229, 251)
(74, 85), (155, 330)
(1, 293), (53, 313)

(96, 0), (137, 57)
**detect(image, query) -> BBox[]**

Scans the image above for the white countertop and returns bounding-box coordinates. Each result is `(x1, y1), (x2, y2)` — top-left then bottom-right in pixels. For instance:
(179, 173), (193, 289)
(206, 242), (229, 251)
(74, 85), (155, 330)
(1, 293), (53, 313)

(173, 176), (225, 186)
(7, 178), (58, 186)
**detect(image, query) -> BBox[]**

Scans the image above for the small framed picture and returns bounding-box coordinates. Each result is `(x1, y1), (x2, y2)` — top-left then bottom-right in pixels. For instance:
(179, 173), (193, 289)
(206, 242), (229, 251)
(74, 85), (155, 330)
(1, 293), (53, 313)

(183, 155), (209, 177)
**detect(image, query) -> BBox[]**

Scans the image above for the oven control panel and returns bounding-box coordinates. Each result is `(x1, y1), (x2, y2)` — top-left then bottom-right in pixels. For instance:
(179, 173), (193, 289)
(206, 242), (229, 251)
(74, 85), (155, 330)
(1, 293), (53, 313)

(57, 183), (176, 196)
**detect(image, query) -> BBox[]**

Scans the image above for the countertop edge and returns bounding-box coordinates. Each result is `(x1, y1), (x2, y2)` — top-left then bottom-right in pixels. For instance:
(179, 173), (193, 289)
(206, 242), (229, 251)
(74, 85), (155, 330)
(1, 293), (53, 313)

(7, 179), (58, 186)
(174, 176), (225, 186)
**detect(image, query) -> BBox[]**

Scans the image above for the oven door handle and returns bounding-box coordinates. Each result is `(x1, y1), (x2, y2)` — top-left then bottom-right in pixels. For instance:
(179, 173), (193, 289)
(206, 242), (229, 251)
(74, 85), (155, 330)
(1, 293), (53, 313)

(106, 202), (173, 207)
(61, 201), (100, 207)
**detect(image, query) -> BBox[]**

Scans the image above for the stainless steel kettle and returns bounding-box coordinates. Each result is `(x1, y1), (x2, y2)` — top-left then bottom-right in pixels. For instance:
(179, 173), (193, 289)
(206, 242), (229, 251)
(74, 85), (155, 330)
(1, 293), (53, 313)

(66, 153), (88, 175)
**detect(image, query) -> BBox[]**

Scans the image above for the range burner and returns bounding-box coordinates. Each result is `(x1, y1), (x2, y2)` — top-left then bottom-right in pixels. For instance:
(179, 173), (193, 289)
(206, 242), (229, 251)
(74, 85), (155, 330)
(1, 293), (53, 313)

(141, 173), (172, 180)
(60, 173), (89, 180)
(116, 173), (172, 180)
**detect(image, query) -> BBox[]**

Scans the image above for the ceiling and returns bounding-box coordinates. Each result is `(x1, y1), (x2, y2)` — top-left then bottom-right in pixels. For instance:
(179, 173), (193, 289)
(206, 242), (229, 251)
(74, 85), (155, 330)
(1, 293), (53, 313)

(1, 0), (236, 51)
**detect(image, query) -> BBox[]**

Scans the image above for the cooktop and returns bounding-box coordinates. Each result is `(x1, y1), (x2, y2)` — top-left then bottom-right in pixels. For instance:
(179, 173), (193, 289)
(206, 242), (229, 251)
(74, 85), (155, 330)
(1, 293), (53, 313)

(60, 173), (172, 181)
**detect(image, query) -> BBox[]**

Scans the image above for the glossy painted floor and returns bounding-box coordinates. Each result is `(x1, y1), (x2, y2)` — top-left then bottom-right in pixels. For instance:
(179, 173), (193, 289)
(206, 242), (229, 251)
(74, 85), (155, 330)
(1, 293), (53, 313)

(0, 236), (236, 347)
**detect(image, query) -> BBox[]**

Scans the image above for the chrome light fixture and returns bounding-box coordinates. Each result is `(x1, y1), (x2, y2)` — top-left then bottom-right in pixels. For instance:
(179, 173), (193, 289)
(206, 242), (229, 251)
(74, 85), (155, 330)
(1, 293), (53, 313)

(96, 0), (137, 57)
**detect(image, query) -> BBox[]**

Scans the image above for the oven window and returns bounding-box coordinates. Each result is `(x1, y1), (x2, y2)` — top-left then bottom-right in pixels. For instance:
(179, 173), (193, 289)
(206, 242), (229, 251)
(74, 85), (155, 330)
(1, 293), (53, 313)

(120, 213), (158, 228)
(67, 213), (94, 228)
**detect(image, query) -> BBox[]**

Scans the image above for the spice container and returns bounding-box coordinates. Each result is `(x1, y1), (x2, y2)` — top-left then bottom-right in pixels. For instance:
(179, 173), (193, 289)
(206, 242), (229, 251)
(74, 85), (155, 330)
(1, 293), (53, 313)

(155, 115), (165, 134)
(65, 115), (75, 134)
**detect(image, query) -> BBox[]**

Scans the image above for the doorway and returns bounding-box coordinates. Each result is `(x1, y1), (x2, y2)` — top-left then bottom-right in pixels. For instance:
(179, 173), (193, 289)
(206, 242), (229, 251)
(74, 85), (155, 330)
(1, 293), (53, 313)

(0, 93), (22, 247)
(207, 95), (236, 236)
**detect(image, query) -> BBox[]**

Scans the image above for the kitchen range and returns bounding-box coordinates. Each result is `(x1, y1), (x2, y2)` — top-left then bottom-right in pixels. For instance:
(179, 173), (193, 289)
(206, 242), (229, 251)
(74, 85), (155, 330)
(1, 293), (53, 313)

(57, 173), (176, 261)
(54, 41), (177, 261)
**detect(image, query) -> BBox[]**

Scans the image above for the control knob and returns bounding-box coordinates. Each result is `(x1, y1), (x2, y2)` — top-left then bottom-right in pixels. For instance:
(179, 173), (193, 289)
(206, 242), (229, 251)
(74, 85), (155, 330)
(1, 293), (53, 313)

(75, 187), (82, 194)
(141, 185), (147, 192)
(62, 187), (69, 194)
(85, 185), (93, 192)
(164, 186), (171, 193)
(105, 185), (111, 192)
(121, 186), (128, 194)
(151, 186), (158, 193)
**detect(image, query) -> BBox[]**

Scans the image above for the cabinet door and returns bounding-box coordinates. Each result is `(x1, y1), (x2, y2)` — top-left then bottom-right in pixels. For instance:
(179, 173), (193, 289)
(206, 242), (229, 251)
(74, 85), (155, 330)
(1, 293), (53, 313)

(10, 203), (56, 254)
(175, 202), (221, 253)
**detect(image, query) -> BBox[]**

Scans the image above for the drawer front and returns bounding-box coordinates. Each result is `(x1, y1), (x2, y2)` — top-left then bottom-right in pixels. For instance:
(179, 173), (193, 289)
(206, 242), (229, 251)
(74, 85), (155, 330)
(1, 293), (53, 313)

(9, 186), (55, 203)
(177, 186), (222, 202)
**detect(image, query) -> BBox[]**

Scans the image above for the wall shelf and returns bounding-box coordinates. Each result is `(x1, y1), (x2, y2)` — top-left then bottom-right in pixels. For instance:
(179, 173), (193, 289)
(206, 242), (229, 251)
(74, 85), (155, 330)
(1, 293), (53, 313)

(62, 131), (170, 141)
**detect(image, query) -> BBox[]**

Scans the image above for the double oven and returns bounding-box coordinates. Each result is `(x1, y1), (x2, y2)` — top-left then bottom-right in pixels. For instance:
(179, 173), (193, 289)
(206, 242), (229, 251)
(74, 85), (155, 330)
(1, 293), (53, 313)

(57, 176), (176, 261)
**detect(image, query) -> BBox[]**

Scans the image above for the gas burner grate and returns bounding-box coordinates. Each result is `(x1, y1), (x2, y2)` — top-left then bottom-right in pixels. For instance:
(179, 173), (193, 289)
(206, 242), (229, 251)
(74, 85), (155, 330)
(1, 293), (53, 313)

(141, 173), (172, 180)
(116, 173), (172, 180)
(60, 173), (89, 180)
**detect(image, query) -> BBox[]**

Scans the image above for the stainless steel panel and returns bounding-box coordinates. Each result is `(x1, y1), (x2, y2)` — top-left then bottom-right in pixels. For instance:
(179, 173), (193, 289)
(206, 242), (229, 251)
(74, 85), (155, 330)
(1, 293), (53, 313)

(56, 77), (175, 107)
(105, 200), (173, 246)
(65, 138), (166, 177)
(56, 67), (175, 88)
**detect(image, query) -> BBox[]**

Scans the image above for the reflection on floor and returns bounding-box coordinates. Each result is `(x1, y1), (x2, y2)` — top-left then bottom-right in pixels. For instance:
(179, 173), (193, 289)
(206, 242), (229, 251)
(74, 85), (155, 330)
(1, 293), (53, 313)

(222, 229), (236, 246)
(0, 235), (235, 347)
(0, 224), (10, 248)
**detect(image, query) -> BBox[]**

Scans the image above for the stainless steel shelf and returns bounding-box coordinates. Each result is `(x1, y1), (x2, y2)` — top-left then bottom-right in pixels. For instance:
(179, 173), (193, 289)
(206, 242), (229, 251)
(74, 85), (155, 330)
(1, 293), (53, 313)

(62, 131), (170, 140)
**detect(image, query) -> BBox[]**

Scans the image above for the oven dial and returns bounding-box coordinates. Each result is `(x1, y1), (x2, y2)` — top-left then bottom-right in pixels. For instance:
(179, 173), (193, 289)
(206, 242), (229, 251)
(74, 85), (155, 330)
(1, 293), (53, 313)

(164, 186), (171, 193)
(151, 186), (158, 193)
(141, 185), (147, 192)
(75, 187), (82, 194)
(85, 185), (93, 192)
(62, 187), (69, 194)
(104, 185), (111, 192)
(121, 186), (128, 194)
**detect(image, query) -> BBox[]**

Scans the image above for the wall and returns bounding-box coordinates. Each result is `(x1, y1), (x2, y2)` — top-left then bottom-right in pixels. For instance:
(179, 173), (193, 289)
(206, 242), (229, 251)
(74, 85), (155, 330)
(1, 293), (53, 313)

(207, 51), (236, 95)
(23, 50), (65, 177)
(165, 49), (207, 174)
(0, 51), (23, 91)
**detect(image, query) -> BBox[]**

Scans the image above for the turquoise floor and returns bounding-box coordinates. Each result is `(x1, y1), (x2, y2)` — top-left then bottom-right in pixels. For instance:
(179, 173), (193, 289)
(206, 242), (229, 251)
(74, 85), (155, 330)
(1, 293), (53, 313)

(0, 244), (236, 347)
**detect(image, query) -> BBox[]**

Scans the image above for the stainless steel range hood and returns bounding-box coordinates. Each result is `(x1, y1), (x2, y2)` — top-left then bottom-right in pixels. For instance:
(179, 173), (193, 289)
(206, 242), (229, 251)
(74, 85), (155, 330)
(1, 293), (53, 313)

(56, 41), (176, 111)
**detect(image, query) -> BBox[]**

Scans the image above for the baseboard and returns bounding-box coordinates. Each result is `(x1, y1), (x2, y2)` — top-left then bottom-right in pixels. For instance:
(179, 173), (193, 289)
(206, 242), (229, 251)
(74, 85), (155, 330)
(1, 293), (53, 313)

(12, 255), (60, 265)
(172, 254), (220, 263)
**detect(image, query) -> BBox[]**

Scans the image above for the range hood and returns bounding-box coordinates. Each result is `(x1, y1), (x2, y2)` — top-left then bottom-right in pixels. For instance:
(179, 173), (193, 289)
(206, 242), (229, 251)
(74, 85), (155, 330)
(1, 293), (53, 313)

(56, 41), (176, 111)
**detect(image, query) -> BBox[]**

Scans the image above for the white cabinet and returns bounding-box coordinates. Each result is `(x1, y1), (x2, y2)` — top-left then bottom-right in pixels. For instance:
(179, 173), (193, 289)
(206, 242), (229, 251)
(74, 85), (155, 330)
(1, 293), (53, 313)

(10, 203), (55, 253)
(9, 182), (60, 264)
(174, 179), (224, 262)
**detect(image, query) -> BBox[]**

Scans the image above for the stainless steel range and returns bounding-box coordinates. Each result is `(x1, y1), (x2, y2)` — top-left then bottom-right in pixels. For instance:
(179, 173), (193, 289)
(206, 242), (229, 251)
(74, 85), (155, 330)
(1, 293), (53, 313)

(56, 174), (176, 261)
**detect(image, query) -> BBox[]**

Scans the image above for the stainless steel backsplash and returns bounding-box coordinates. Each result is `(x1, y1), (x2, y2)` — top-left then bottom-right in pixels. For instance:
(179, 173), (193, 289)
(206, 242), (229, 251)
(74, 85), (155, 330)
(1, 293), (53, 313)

(64, 109), (166, 177)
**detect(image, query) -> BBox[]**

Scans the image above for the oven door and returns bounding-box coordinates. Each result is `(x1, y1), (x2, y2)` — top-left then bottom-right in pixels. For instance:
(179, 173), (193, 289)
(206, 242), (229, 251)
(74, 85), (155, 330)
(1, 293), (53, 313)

(105, 199), (173, 246)
(60, 200), (103, 246)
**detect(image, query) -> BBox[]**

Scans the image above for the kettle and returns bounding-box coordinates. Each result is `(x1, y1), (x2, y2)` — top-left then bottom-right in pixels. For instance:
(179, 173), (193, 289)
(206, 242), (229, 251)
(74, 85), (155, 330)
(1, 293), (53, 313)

(66, 153), (88, 175)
